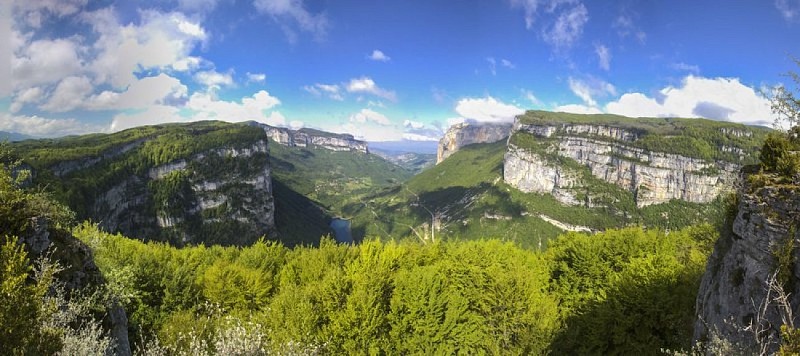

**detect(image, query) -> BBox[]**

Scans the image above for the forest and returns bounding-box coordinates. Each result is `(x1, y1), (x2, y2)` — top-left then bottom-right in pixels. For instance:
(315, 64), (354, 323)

(1, 139), (720, 353)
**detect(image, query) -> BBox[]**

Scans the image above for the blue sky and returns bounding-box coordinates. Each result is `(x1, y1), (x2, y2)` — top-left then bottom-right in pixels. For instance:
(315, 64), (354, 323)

(2, 0), (800, 141)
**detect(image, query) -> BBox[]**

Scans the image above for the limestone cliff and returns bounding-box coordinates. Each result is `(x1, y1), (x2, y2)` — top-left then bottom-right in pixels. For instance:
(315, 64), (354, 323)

(502, 111), (767, 207)
(694, 174), (800, 352)
(18, 122), (277, 246)
(92, 140), (276, 245)
(437, 122), (512, 163)
(254, 123), (369, 153)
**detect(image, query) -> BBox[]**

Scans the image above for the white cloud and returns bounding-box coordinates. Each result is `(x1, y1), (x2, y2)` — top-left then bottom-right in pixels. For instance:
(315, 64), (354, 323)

(110, 105), (182, 132)
(454, 96), (525, 123)
(509, 0), (541, 29)
(521, 89), (541, 106)
(14, 0), (88, 28)
(12, 37), (84, 90)
(368, 49), (390, 62)
(303, 83), (343, 101)
(194, 69), (234, 88)
(247, 72), (266, 83)
(0, 112), (102, 137)
(288, 120), (305, 130)
(11, 87), (45, 113)
(568, 76), (616, 107)
(329, 122), (403, 142)
(671, 62), (700, 74)
(88, 73), (188, 110)
(252, 0), (329, 40)
(350, 108), (391, 126)
(40, 76), (94, 112)
(555, 104), (602, 115)
(614, 10), (646, 43)
(86, 8), (207, 88)
(595, 44), (611, 71)
(346, 77), (397, 102)
(542, 3), (588, 51)
(403, 119), (425, 129)
(604, 76), (773, 125)
(186, 90), (282, 123)
(487, 57), (497, 76)
(402, 132), (440, 142)
(501, 59), (516, 69)
(776, 0), (800, 21)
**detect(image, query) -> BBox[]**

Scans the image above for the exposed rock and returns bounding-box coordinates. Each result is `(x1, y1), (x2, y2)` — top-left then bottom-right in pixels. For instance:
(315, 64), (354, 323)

(92, 140), (276, 246)
(694, 178), (800, 353)
(51, 139), (147, 177)
(503, 121), (740, 207)
(437, 122), (512, 163)
(254, 122), (369, 153)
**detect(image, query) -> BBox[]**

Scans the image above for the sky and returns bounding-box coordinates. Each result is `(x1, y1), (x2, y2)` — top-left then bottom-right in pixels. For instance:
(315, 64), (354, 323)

(2, 0), (800, 142)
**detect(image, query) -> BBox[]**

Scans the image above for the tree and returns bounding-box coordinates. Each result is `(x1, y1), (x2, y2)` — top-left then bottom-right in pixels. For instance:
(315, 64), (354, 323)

(770, 59), (800, 130)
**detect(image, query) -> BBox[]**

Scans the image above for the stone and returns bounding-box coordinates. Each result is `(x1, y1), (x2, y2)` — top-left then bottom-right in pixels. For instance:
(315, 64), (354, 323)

(437, 122), (512, 163)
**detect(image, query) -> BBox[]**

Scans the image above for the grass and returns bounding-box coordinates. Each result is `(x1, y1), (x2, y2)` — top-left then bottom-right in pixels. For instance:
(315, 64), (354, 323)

(517, 110), (771, 164)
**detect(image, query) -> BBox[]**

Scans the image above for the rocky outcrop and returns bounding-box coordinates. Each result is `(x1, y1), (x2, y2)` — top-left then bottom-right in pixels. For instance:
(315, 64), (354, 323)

(693, 177), (800, 353)
(255, 123), (369, 153)
(52, 139), (147, 177)
(504, 121), (740, 207)
(93, 140), (276, 246)
(437, 123), (512, 163)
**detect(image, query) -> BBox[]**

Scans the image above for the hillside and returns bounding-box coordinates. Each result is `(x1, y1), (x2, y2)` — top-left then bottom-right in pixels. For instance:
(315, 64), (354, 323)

(266, 137), (413, 245)
(344, 111), (770, 247)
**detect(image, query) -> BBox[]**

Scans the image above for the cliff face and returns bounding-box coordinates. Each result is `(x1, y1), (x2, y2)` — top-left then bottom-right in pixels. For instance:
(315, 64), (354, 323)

(437, 123), (512, 163)
(503, 119), (744, 207)
(257, 123), (369, 153)
(694, 177), (800, 352)
(19, 122), (277, 246)
(93, 141), (276, 245)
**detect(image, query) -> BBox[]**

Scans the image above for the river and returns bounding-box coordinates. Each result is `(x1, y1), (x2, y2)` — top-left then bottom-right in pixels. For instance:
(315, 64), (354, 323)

(329, 218), (353, 243)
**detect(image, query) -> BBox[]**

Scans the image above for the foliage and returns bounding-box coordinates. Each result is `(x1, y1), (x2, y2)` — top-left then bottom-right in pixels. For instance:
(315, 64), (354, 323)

(517, 110), (770, 164)
(547, 224), (715, 354)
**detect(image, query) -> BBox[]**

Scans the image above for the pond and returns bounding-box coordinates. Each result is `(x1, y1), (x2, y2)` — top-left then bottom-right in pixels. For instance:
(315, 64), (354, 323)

(329, 218), (353, 243)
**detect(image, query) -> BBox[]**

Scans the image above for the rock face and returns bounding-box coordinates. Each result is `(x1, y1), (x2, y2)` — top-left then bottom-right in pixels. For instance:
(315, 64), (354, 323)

(92, 140), (276, 246)
(504, 120), (741, 207)
(256, 123), (369, 153)
(437, 123), (512, 163)
(694, 177), (800, 353)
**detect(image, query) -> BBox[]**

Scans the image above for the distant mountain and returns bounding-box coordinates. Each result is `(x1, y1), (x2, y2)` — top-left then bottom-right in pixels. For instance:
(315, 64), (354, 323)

(368, 140), (439, 154)
(370, 148), (435, 174)
(0, 131), (32, 142)
(342, 111), (772, 248)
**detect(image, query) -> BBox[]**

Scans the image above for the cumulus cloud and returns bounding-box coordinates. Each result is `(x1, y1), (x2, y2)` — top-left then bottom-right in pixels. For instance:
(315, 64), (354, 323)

(88, 73), (188, 110)
(454, 96), (525, 123)
(85, 8), (207, 88)
(252, 0), (329, 41)
(554, 103), (602, 114)
(604, 76), (773, 125)
(194, 69), (234, 88)
(0, 112), (102, 137)
(350, 108), (391, 125)
(595, 44), (611, 71)
(13, 0), (88, 28)
(346, 77), (397, 102)
(368, 49), (390, 62)
(40, 76), (94, 112)
(776, 0), (800, 21)
(12, 37), (84, 90)
(542, 3), (588, 51)
(568, 76), (616, 107)
(186, 90), (282, 123)
(10, 87), (45, 113)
